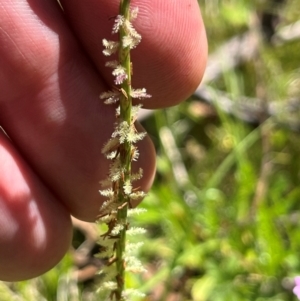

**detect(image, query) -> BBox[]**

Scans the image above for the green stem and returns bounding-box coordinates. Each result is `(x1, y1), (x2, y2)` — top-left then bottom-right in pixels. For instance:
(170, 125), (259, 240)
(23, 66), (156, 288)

(115, 205), (127, 301)
(119, 0), (132, 124)
(114, 0), (132, 299)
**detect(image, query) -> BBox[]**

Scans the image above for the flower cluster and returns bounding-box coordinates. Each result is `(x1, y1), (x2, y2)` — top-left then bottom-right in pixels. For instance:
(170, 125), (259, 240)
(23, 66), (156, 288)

(97, 5), (150, 301)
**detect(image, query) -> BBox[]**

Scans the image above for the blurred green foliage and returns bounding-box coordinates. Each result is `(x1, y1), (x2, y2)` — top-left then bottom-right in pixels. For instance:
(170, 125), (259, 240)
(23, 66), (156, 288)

(1, 0), (300, 300)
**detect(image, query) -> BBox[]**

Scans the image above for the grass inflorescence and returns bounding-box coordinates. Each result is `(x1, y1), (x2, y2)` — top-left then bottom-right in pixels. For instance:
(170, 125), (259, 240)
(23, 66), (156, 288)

(96, 1), (150, 300)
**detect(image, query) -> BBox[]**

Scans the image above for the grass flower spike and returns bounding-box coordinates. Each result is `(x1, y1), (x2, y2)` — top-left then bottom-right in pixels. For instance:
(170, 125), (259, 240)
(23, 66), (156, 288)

(97, 1), (150, 300)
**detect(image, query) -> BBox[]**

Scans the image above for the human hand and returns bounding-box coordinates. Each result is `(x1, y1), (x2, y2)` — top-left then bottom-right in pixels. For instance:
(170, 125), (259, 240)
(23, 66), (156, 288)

(0, 0), (207, 281)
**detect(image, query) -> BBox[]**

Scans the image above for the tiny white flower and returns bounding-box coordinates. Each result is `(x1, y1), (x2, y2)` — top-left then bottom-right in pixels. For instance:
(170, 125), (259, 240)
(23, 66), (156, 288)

(112, 65), (126, 77)
(112, 121), (130, 144)
(130, 168), (143, 181)
(131, 88), (151, 99)
(125, 255), (146, 273)
(105, 60), (119, 68)
(122, 35), (135, 48)
(100, 199), (118, 214)
(106, 150), (117, 160)
(123, 20), (141, 47)
(124, 36), (141, 49)
(127, 208), (147, 216)
(102, 39), (119, 56)
(130, 7), (139, 21)
(115, 73), (127, 85)
(123, 179), (132, 195)
(112, 15), (125, 33)
(125, 242), (144, 254)
(126, 227), (147, 236)
(109, 160), (124, 182)
(99, 188), (114, 197)
(99, 281), (118, 291)
(111, 223), (124, 236)
(130, 191), (147, 200)
(131, 104), (143, 119)
(112, 65), (128, 85)
(126, 129), (146, 143)
(100, 90), (120, 104)
(131, 148), (140, 161)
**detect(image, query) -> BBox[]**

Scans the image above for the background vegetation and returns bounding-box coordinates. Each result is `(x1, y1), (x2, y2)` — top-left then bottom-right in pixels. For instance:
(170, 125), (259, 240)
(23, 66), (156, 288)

(1, 0), (300, 300)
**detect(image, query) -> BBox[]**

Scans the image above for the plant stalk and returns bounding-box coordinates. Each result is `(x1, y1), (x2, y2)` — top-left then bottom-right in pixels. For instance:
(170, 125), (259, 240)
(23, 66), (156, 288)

(114, 0), (132, 299)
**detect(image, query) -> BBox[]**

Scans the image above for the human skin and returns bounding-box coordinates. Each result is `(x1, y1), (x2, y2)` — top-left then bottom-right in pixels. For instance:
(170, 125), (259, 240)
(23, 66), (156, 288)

(0, 0), (207, 281)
